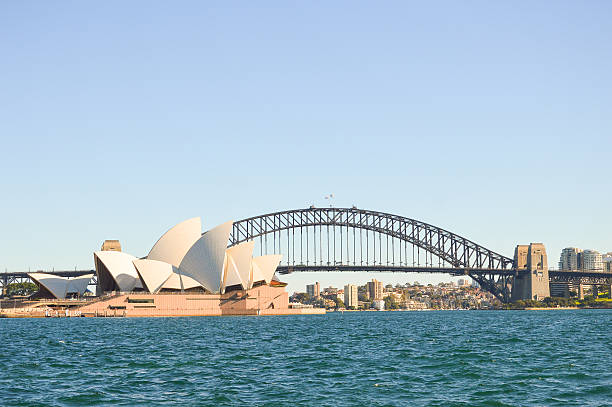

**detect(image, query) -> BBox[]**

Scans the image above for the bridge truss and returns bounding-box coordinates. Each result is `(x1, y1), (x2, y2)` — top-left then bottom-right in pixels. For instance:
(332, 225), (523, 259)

(229, 207), (515, 302)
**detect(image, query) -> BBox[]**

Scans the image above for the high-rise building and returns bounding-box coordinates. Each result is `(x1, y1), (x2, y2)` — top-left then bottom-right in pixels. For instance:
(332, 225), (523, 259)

(581, 250), (603, 272)
(306, 282), (320, 298)
(344, 284), (358, 308)
(367, 279), (383, 300)
(603, 254), (612, 272)
(558, 247), (582, 270)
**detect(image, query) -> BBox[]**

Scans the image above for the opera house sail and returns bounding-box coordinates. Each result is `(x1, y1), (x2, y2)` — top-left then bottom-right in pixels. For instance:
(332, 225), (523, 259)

(28, 272), (94, 299)
(92, 217), (285, 295)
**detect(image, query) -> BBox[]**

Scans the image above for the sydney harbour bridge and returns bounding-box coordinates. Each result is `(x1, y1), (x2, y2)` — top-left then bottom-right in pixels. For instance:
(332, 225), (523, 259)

(2, 207), (611, 303)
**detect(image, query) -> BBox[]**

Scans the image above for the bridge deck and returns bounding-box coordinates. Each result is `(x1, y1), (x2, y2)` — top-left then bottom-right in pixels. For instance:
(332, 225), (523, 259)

(277, 265), (514, 275)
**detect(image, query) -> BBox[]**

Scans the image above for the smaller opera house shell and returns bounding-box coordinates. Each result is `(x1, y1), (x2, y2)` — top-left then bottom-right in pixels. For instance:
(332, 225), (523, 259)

(28, 272), (94, 300)
(93, 218), (282, 295)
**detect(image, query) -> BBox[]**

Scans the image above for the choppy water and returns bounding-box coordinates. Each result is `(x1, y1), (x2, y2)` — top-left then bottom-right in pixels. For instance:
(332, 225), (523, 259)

(1, 310), (611, 406)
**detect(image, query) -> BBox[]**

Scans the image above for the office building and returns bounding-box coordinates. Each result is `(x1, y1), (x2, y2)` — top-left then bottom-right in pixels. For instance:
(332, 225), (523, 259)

(344, 284), (358, 308)
(367, 279), (383, 300)
(581, 250), (603, 272)
(558, 247), (582, 271)
(306, 282), (320, 298)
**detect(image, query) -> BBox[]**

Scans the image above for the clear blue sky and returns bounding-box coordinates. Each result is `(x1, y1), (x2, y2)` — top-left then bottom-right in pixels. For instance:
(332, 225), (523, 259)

(1, 1), (610, 293)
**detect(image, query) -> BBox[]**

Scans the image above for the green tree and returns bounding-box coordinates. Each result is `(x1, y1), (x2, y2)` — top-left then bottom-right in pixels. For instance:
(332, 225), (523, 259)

(6, 282), (38, 297)
(384, 295), (399, 310)
(334, 298), (345, 309)
(293, 292), (311, 304)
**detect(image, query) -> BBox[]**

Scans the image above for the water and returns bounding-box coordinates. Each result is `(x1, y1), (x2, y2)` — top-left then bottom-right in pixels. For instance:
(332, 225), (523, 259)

(1, 310), (611, 406)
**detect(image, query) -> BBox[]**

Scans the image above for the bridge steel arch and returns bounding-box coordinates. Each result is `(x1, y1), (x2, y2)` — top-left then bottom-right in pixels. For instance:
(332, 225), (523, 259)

(228, 207), (515, 302)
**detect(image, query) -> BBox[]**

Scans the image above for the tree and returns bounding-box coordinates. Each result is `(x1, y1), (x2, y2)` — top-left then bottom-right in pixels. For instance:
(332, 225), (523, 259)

(334, 298), (345, 309)
(384, 295), (399, 310)
(293, 292), (311, 304)
(579, 295), (597, 308)
(6, 282), (38, 297)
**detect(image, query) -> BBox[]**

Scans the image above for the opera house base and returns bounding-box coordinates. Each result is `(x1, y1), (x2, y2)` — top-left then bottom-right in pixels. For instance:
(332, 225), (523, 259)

(77, 285), (325, 317)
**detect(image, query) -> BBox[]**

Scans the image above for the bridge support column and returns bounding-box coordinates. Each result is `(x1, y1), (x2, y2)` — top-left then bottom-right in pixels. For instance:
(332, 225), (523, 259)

(578, 284), (585, 300)
(511, 243), (550, 302)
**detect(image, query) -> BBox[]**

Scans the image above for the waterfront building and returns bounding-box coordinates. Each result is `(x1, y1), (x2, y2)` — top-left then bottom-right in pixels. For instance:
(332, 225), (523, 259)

(366, 279), (383, 300)
(549, 282), (574, 298)
(93, 217), (281, 295)
(558, 247), (582, 271)
(306, 282), (320, 298)
(12, 217), (324, 317)
(581, 250), (603, 272)
(344, 284), (358, 308)
(321, 286), (338, 296)
(372, 299), (385, 310)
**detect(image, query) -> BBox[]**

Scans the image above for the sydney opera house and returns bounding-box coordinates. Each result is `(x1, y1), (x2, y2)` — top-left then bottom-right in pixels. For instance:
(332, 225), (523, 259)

(23, 218), (323, 317)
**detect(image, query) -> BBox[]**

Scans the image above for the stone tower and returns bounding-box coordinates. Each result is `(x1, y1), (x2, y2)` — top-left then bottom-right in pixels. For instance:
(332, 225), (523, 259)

(101, 240), (121, 252)
(511, 243), (550, 301)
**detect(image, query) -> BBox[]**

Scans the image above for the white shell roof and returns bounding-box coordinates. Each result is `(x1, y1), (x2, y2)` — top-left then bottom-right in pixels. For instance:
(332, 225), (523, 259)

(251, 255), (283, 285)
(67, 274), (94, 295)
(147, 217), (202, 268)
(223, 241), (255, 290)
(28, 272), (93, 299)
(161, 272), (202, 290)
(133, 259), (175, 293)
(179, 220), (233, 293)
(94, 251), (143, 291)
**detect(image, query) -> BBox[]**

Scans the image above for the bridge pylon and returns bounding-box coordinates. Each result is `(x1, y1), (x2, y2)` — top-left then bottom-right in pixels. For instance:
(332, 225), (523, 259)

(510, 243), (550, 301)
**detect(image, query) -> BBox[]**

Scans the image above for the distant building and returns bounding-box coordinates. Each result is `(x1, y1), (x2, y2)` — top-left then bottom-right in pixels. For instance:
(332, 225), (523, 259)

(372, 299), (385, 310)
(367, 279), (383, 300)
(558, 247), (582, 270)
(457, 279), (469, 287)
(306, 282), (320, 298)
(101, 240), (121, 252)
(603, 254), (612, 272)
(581, 250), (603, 272)
(321, 286), (338, 296)
(344, 284), (358, 308)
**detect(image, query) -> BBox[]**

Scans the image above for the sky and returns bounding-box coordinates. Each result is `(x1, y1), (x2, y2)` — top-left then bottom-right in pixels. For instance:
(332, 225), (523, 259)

(1, 1), (611, 294)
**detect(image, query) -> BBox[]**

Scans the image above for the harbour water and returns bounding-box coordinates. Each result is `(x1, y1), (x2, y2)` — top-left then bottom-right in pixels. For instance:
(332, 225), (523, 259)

(1, 310), (611, 406)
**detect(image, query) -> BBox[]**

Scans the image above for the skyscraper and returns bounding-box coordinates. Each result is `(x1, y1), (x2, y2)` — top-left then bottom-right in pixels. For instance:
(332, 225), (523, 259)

(367, 279), (383, 300)
(306, 282), (320, 298)
(558, 247), (582, 271)
(603, 254), (612, 272)
(344, 284), (358, 308)
(581, 250), (603, 272)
